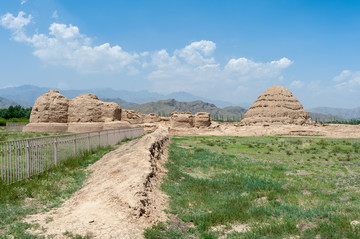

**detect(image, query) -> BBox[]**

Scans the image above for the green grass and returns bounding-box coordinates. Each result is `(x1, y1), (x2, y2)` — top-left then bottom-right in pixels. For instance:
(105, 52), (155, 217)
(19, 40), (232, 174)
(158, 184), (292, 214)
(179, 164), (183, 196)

(0, 126), (68, 141)
(145, 136), (360, 238)
(0, 117), (29, 126)
(0, 138), (134, 238)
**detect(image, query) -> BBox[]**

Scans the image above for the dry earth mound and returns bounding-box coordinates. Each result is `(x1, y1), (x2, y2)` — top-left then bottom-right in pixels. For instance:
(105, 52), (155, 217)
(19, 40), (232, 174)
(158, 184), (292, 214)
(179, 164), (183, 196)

(68, 94), (121, 123)
(24, 90), (134, 133)
(195, 112), (211, 127)
(26, 127), (169, 238)
(241, 86), (314, 126)
(122, 110), (161, 124)
(30, 90), (69, 123)
(170, 112), (195, 128)
(121, 110), (146, 124)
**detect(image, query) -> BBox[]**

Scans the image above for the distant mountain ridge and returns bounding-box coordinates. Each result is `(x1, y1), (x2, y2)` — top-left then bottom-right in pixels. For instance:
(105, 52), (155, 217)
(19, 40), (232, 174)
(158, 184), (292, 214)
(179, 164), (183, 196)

(309, 112), (345, 122)
(101, 98), (138, 108)
(1, 85), (359, 121)
(0, 85), (233, 108)
(119, 98), (247, 120)
(308, 107), (360, 120)
(0, 96), (18, 108)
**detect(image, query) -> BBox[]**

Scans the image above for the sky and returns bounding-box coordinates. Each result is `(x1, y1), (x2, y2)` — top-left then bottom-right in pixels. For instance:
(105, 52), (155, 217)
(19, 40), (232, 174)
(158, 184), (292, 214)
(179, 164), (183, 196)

(0, 0), (360, 108)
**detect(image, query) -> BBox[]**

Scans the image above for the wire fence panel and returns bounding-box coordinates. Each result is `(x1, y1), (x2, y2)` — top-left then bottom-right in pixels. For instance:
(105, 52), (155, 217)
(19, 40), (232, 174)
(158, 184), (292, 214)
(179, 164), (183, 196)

(6, 122), (28, 132)
(0, 127), (143, 184)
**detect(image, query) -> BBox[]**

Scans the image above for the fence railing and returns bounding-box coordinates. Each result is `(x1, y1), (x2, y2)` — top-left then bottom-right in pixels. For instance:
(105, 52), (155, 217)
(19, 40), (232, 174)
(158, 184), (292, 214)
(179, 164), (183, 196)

(6, 122), (28, 132)
(0, 127), (144, 184)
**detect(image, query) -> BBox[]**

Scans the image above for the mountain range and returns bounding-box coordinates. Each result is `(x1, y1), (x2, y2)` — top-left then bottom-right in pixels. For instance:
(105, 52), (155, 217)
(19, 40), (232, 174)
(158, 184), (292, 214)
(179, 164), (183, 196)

(0, 85), (359, 121)
(0, 85), (233, 108)
(0, 96), (18, 108)
(308, 107), (360, 120)
(108, 98), (247, 120)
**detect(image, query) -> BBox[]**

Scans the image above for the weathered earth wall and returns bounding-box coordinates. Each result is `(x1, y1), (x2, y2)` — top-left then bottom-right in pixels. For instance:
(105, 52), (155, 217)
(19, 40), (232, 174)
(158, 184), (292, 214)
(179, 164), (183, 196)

(25, 127), (170, 238)
(24, 90), (138, 133)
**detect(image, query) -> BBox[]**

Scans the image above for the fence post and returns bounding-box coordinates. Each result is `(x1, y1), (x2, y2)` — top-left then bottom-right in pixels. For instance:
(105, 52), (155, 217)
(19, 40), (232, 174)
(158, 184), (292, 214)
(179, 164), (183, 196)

(26, 139), (30, 178)
(106, 130), (109, 146)
(0, 144), (2, 182)
(54, 136), (58, 165)
(98, 131), (101, 147)
(87, 132), (90, 152)
(73, 135), (76, 156)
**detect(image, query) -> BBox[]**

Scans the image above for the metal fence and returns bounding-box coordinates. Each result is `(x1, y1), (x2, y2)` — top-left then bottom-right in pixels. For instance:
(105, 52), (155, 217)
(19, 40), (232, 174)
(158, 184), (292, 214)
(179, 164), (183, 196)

(0, 127), (144, 184)
(5, 122), (28, 132)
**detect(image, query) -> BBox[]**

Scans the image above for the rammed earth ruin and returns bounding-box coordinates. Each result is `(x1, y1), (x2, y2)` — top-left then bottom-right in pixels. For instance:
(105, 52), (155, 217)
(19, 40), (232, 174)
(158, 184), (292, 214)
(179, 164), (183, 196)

(23, 87), (360, 138)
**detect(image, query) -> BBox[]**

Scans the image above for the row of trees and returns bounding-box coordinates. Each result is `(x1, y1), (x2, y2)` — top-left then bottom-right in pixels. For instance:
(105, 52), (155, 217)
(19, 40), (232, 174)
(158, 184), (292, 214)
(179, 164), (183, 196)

(0, 105), (32, 119)
(318, 119), (360, 125)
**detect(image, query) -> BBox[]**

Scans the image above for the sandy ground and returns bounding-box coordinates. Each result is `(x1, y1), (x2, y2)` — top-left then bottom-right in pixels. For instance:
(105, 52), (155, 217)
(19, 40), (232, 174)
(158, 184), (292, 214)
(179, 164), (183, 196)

(169, 122), (360, 138)
(25, 127), (169, 239)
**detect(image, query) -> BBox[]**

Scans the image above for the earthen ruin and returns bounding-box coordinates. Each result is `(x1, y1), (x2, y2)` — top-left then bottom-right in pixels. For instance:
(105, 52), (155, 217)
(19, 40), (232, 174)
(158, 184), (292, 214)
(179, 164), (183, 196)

(240, 86), (314, 126)
(23, 90), (131, 133)
(22, 87), (360, 138)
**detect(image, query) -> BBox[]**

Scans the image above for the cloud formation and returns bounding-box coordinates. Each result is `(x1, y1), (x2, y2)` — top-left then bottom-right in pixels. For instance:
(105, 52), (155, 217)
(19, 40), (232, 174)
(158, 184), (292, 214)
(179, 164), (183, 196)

(334, 70), (360, 90)
(1, 11), (293, 99)
(0, 11), (32, 41)
(1, 12), (138, 73)
(52, 10), (58, 19)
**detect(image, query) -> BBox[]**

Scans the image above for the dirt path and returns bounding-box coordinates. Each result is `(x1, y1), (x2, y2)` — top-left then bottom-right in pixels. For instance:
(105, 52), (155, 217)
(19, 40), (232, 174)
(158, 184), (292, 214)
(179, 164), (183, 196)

(26, 127), (169, 238)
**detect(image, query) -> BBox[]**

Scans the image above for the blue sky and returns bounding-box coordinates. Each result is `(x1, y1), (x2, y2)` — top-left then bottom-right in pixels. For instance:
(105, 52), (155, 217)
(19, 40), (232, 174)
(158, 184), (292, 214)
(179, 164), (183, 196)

(0, 0), (360, 108)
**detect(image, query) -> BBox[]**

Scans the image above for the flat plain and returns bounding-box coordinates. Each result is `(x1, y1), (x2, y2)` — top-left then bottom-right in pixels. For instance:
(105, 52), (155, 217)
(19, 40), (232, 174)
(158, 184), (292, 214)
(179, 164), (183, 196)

(145, 136), (360, 238)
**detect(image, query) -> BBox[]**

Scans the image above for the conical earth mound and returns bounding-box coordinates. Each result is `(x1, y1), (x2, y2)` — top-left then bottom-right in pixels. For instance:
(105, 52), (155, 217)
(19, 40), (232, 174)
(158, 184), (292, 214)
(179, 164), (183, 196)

(241, 86), (314, 126)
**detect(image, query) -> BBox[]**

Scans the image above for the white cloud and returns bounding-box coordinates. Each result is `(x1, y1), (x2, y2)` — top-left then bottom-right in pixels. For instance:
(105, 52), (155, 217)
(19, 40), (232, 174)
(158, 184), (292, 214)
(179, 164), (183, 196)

(289, 80), (304, 89)
(175, 40), (216, 65)
(52, 10), (58, 19)
(21, 0), (27, 5)
(0, 11), (31, 30)
(0, 11), (32, 42)
(0, 11), (32, 41)
(1, 12), (138, 73)
(146, 41), (292, 97)
(334, 70), (360, 90)
(224, 57), (292, 79)
(333, 70), (351, 82)
(0, 11), (294, 101)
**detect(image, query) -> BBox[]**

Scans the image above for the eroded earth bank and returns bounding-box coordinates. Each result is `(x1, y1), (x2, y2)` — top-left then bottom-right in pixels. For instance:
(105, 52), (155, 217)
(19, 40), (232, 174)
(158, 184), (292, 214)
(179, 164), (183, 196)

(26, 127), (169, 238)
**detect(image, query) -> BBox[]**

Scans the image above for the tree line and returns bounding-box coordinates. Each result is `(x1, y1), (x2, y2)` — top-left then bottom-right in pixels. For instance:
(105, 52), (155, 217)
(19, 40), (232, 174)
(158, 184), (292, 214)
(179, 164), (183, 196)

(0, 105), (32, 119)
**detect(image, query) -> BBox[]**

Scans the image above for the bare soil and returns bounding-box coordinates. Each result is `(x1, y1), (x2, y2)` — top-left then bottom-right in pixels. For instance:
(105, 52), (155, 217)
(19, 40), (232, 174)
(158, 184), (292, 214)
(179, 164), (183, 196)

(25, 127), (169, 238)
(169, 122), (360, 138)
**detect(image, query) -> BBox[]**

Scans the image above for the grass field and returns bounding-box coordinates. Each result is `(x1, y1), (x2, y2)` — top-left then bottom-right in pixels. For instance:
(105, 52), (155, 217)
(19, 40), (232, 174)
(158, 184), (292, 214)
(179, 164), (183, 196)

(0, 126), (68, 142)
(145, 136), (360, 239)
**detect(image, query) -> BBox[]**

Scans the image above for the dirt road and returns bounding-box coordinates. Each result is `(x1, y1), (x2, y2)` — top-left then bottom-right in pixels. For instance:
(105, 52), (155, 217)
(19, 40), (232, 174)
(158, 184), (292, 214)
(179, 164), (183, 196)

(26, 127), (169, 238)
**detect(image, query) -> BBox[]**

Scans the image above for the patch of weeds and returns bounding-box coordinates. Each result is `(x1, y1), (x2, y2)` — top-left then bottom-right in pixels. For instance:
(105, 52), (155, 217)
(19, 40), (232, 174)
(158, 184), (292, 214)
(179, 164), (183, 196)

(144, 222), (186, 239)
(0, 141), (132, 238)
(45, 217), (54, 224)
(63, 231), (94, 239)
(151, 136), (360, 238)
(332, 146), (342, 154)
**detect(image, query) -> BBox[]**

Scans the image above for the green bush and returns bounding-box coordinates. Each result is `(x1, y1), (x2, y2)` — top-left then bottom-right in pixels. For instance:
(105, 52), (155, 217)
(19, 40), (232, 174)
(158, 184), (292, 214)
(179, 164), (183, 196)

(0, 105), (32, 120)
(0, 117), (29, 126)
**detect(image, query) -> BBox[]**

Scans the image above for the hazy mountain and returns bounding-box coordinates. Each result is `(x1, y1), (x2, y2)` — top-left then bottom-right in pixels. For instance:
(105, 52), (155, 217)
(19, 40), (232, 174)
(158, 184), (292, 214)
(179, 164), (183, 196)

(309, 112), (345, 122)
(308, 107), (360, 119)
(0, 96), (19, 108)
(101, 98), (138, 108)
(123, 98), (247, 120)
(0, 85), (49, 107)
(165, 91), (233, 108)
(0, 85), (233, 108)
(2, 85), (358, 122)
